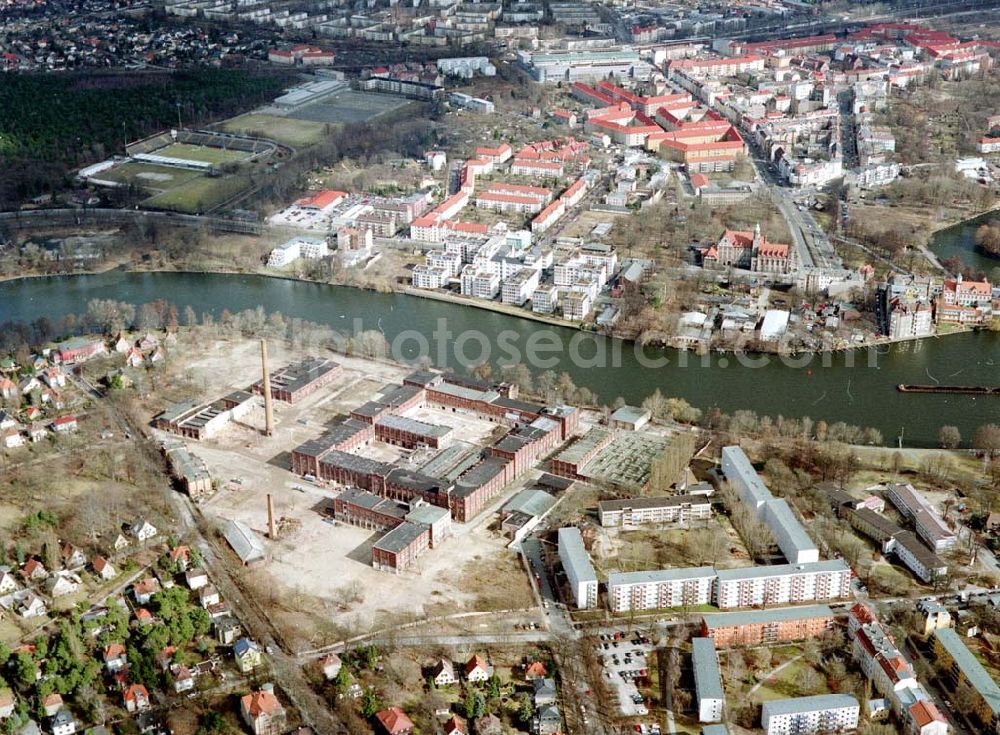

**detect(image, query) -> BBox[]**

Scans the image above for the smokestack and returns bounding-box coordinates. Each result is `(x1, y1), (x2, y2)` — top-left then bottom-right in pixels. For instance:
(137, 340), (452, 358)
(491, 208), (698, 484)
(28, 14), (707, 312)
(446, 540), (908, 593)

(267, 494), (277, 540)
(260, 339), (274, 436)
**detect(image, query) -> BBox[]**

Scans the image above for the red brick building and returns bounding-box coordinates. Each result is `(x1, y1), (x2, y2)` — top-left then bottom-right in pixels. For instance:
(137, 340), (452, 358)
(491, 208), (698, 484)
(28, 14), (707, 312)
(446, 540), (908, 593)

(251, 357), (340, 403)
(371, 522), (430, 573)
(701, 605), (835, 648)
(290, 419), (374, 476)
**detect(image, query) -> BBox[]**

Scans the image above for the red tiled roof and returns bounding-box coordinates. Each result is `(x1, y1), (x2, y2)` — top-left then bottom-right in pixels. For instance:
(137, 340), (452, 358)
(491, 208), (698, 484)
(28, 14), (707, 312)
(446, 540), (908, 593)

(375, 707), (414, 734)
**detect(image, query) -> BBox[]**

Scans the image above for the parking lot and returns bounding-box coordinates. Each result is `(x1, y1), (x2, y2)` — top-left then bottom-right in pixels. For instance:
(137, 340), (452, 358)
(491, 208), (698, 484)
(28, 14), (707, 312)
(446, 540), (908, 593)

(596, 632), (654, 716)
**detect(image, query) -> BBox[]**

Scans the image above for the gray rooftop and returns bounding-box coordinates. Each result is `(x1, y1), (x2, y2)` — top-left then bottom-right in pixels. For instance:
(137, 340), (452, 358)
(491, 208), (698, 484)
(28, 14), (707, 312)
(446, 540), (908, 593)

(762, 694), (859, 718)
(721, 445), (771, 507)
(373, 522), (428, 553)
(405, 504), (450, 526)
(610, 405), (650, 425)
(701, 726), (730, 735)
(608, 566), (716, 587)
(553, 427), (611, 466)
(933, 628), (1000, 716)
(222, 519), (266, 565)
(599, 494), (711, 513)
(765, 498), (818, 558)
(692, 637), (724, 703)
(376, 413), (452, 438)
(504, 488), (557, 519)
(715, 559), (849, 582)
(558, 527), (597, 585)
(702, 605), (834, 629)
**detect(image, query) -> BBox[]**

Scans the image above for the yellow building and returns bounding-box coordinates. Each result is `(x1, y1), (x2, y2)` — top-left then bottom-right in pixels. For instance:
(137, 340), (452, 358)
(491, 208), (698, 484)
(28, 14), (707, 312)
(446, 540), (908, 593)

(932, 628), (1000, 732)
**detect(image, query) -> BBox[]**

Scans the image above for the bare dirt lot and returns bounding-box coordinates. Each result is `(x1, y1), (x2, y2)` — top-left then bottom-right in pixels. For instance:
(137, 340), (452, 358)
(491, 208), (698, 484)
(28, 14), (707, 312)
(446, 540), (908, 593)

(155, 339), (537, 645)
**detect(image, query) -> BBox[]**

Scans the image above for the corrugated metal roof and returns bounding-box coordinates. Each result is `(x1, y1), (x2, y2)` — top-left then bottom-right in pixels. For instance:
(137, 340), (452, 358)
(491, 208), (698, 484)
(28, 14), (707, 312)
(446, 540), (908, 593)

(223, 520), (266, 565)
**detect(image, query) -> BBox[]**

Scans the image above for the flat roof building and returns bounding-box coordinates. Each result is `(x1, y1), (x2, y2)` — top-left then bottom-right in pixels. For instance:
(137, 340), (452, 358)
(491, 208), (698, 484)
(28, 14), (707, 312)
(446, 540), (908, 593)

(701, 605), (834, 648)
(607, 567), (715, 613)
(761, 694), (860, 735)
(715, 560), (851, 609)
(933, 627), (1000, 731)
(692, 637), (724, 723)
(765, 498), (820, 564)
(598, 494), (712, 527)
(721, 445), (771, 513)
(558, 527), (598, 609)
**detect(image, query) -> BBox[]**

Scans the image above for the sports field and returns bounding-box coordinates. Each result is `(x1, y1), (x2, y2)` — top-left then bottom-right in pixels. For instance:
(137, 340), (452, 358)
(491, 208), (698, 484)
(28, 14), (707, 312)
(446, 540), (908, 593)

(141, 171), (254, 213)
(96, 161), (203, 191)
(219, 113), (328, 148)
(154, 142), (253, 164)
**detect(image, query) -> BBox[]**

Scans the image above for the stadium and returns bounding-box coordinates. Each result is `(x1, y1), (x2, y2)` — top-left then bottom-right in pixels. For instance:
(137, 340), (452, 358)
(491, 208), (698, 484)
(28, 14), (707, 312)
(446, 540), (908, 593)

(78, 128), (286, 213)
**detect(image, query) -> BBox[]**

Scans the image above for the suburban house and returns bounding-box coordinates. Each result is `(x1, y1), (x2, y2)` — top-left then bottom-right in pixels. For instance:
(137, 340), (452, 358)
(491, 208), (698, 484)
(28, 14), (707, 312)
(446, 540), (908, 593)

(431, 659), (458, 687)
(0, 568), (18, 594)
(534, 704), (562, 735)
(374, 707), (414, 735)
(41, 694), (63, 719)
(171, 664), (195, 693)
(321, 654), (342, 681)
(133, 577), (161, 605)
(48, 709), (75, 735)
(475, 714), (504, 735)
(51, 416), (77, 433)
(102, 644), (127, 672)
(525, 661), (548, 681)
(123, 684), (150, 713)
(241, 687), (287, 735)
(533, 678), (558, 706)
(60, 544), (86, 570)
(234, 638), (263, 673)
(45, 572), (81, 597)
(185, 568), (209, 590)
(443, 715), (466, 735)
(92, 557), (117, 581)
(21, 559), (47, 582)
(465, 654), (491, 683)
(130, 519), (158, 542)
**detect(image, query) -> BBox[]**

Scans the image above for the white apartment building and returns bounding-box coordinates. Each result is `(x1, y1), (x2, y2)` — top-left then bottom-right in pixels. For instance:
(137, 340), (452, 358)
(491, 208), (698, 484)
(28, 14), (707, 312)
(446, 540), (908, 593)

(721, 445), (771, 514)
(267, 236), (328, 267)
(460, 266), (500, 299)
(714, 560), (852, 610)
(606, 567), (715, 613)
(501, 268), (541, 306)
(558, 527), (598, 609)
(427, 250), (462, 278)
(562, 290), (592, 321)
(412, 264), (449, 290)
(761, 694), (859, 735)
(532, 285), (560, 314)
(598, 494), (712, 527)
(474, 192), (545, 214)
(692, 637), (725, 723)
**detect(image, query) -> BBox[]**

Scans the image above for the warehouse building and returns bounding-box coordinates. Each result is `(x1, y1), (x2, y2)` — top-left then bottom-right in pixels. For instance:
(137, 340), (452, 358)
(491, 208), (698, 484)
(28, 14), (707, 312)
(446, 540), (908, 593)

(371, 522), (431, 573)
(251, 357), (341, 403)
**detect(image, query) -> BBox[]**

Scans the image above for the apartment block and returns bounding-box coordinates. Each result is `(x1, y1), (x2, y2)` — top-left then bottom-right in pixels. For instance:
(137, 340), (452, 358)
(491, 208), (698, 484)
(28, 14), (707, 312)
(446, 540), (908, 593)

(597, 494), (712, 527)
(558, 527), (598, 609)
(933, 628), (1000, 732)
(761, 694), (859, 735)
(701, 605), (834, 648)
(692, 637), (725, 723)
(714, 560), (851, 610)
(606, 567), (715, 613)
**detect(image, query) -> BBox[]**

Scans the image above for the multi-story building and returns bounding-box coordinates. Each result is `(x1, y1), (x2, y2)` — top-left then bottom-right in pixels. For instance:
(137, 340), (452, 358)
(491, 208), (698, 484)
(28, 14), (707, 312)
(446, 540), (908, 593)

(892, 531), (948, 584)
(701, 605), (834, 648)
(558, 527), (598, 609)
(251, 357), (341, 403)
(721, 445), (771, 513)
(936, 275), (994, 325)
(371, 522), (431, 573)
(562, 290), (592, 321)
(332, 488), (408, 531)
(532, 285), (560, 314)
(714, 560), (852, 610)
(607, 567), (716, 613)
(885, 483), (956, 551)
(701, 225), (797, 275)
(412, 264), (449, 290)
(597, 494), (712, 527)
(460, 266), (500, 299)
(760, 694), (859, 735)
(933, 628), (1000, 733)
(501, 268), (541, 306)
(765, 499), (820, 564)
(692, 637), (725, 723)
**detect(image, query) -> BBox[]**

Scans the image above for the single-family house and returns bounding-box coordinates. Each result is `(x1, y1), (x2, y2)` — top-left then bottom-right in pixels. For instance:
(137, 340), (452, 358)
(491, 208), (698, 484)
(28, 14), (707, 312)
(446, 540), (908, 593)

(156, 646), (178, 672)
(0, 689), (15, 719)
(198, 584), (220, 608)
(19, 592), (46, 618)
(533, 678), (557, 706)
(125, 348), (144, 369)
(134, 608), (153, 625)
(51, 416), (78, 433)
(2, 429), (24, 449)
(0, 378), (17, 400)
(130, 519), (157, 542)
(42, 694), (63, 718)
(61, 544), (87, 570)
(18, 377), (41, 396)
(465, 654), (491, 683)
(113, 334), (131, 353)
(321, 653), (342, 680)
(0, 568), (17, 594)
(27, 424), (47, 443)
(171, 664), (195, 693)
(374, 707), (414, 735)
(48, 709), (75, 735)
(133, 577), (161, 605)
(215, 617), (242, 645)
(92, 556), (117, 581)
(169, 545), (191, 571)
(112, 533), (130, 552)
(22, 406), (41, 422)
(525, 661), (548, 680)
(46, 572), (81, 597)
(234, 638), (263, 673)
(443, 715), (466, 735)
(185, 568), (209, 590)
(138, 334), (159, 351)
(534, 704), (562, 735)
(103, 643), (128, 672)
(123, 684), (150, 713)
(21, 558), (47, 582)
(241, 688), (287, 735)
(431, 659), (458, 687)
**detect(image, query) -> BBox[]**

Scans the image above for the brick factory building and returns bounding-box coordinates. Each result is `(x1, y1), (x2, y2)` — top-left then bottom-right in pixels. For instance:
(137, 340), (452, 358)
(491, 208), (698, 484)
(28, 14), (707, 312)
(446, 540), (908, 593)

(371, 522), (431, 573)
(251, 357), (341, 403)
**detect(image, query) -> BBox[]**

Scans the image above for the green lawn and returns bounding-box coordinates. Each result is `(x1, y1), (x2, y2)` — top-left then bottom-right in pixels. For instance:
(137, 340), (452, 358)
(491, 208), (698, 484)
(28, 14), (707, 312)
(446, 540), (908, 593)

(219, 112), (329, 148)
(156, 142), (252, 164)
(141, 171), (253, 213)
(96, 161), (202, 191)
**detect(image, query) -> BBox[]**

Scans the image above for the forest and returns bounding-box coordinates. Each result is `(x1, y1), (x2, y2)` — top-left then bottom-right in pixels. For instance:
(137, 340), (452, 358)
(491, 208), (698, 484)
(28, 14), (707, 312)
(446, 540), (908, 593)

(0, 69), (292, 206)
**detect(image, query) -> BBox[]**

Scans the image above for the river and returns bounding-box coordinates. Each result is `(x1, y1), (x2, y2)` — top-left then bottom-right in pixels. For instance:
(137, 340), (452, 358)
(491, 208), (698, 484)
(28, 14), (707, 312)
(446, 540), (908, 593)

(1, 270), (997, 447)
(931, 208), (1000, 274)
